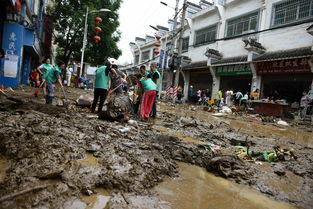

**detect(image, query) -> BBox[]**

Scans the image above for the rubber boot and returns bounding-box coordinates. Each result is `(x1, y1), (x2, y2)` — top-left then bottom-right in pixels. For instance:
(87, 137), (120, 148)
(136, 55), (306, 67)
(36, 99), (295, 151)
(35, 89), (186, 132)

(45, 95), (53, 104)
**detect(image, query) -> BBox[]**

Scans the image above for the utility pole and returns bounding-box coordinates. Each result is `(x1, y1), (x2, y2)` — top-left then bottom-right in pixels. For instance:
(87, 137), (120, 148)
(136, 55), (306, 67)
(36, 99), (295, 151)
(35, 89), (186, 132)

(166, 0), (180, 88)
(172, 0), (187, 102)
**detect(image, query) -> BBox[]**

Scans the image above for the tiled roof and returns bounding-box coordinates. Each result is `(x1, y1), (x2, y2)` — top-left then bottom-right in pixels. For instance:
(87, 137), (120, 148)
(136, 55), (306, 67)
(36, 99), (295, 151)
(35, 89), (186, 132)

(187, 1), (202, 9)
(157, 25), (169, 31)
(253, 47), (313, 62)
(211, 56), (248, 65)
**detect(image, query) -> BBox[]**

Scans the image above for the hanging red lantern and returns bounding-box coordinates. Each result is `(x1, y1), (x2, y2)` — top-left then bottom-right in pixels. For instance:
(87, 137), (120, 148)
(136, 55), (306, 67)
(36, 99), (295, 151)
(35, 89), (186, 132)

(93, 35), (101, 43)
(95, 26), (102, 34)
(154, 42), (161, 47)
(155, 35), (161, 40)
(95, 17), (102, 24)
(154, 48), (160, 55)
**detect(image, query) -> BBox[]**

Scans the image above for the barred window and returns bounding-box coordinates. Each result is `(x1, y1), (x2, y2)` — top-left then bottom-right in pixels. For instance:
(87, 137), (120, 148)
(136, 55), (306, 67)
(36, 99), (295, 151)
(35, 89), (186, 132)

(195, 25), (217, 46)
(226, 12), (259, 37)
(272, 0), (313, 26)
(141, 50), (150, 61)
(182, 37), (189, 52)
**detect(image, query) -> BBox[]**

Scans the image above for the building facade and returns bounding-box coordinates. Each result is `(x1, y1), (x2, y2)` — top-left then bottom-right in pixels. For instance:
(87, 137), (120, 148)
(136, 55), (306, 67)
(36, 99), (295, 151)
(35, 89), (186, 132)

(129, 0), (313, 103)
(0, 0), (52, 88)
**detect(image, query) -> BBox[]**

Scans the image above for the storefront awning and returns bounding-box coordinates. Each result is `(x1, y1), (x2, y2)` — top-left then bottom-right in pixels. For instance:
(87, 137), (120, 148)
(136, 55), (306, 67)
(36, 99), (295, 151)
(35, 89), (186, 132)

(254, 47), (313, 62)
(211, 56), (248, 66)
(183, 61), (207, 70)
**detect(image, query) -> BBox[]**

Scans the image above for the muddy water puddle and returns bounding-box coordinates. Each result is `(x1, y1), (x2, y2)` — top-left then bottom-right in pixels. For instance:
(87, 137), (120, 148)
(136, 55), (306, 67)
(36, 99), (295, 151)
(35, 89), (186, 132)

(153, 125), (207, 145)
(155, 162), (297, 209)
(78, 153), (101, 168)
(0, 158), (9, 182)
(81, 188), (111, 209)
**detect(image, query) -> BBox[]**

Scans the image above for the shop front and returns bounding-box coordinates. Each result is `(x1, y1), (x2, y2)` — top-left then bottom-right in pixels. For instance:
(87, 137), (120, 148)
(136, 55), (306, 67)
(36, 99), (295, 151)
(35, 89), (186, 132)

(256, 57), (313, 103)
(215, 63), (252, 93)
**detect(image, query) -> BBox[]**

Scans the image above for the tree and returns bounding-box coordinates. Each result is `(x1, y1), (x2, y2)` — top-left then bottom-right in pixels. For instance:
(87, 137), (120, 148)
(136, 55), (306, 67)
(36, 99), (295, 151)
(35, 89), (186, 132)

(49, 0), (122, 67)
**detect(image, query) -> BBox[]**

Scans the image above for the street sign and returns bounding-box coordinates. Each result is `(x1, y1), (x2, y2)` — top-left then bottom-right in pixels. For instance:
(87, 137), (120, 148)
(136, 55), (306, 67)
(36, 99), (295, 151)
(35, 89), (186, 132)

(163, 50), (168, 69)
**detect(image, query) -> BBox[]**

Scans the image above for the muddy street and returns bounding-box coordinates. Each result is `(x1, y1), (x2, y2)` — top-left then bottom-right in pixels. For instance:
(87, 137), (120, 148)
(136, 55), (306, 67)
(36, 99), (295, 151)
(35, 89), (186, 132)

(0, 87), (312, 209)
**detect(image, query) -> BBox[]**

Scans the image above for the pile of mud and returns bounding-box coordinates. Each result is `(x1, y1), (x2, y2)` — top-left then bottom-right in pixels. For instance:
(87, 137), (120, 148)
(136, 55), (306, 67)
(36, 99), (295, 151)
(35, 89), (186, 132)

(0, 99), (252, 208)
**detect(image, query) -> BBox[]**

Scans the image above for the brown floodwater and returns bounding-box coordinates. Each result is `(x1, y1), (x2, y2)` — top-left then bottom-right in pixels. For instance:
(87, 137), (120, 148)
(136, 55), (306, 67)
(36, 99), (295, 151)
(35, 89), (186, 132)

(78, 153), (101, 168)
(154, 162), (297, 209)
(81, 188), (111, 209)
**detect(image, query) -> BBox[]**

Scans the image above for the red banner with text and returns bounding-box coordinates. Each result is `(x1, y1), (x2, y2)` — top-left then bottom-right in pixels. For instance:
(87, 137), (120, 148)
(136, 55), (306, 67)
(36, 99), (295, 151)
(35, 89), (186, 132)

(256, 58), (312, 75)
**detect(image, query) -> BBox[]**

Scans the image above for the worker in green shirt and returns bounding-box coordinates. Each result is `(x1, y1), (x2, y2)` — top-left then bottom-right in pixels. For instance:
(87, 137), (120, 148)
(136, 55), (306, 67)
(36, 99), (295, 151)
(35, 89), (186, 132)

(45, 62), (64, 104)
(138, 65), (157, 120)
(91, 61), (117, 113)
(148, 62), (161, 118)
(37, 58), (53, 97)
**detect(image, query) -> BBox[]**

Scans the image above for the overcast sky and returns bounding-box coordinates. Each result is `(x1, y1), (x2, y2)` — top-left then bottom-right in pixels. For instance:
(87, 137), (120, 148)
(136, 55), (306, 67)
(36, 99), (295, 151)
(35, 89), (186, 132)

(117, 0), (198, 65)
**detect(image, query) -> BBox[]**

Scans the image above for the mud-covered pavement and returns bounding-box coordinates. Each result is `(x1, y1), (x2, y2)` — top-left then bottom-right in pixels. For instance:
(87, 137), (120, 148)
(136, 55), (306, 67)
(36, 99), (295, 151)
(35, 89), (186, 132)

(0, 87), (312, 209)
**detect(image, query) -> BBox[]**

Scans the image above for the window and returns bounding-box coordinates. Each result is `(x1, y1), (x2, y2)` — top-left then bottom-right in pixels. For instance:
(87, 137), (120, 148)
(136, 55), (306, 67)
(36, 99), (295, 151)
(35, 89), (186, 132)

(272, 0), (313, 26)
(195, 25), (217, 46)
(226, 12), (259, 37)
(182, 37), (189, 52)
(141, 50), (150, 61)
(134, 54), (139, 64)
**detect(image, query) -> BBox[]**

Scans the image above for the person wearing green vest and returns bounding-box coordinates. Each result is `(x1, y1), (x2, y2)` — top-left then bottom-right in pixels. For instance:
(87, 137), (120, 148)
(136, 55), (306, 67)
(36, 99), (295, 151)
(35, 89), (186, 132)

(148, 63), (161, 118)
(37, 58), (54, 97)
(217, 89), (223, 107)
(45, 62), (64, 104)
(138, 65), (157, 120)
(91, 61), (116, 113)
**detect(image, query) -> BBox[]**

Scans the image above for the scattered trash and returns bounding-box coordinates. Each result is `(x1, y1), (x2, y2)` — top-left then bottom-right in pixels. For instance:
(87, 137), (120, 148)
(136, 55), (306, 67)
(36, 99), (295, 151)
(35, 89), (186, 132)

(199, 144), (222, 152)
(212, 113), (226, 117)
(119, 143), (136, 149)
(128, 119), (138, 126)
(220, 106), (232, 113)
(277, 120), (289, 126)
(235, 145), (297, 163)
(119, 127), (131, 133)
(86, 114), (99, 119)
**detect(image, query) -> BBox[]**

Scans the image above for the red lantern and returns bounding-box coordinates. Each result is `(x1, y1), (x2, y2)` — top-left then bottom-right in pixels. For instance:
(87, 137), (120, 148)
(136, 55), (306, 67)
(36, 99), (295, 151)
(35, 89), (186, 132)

(93, 35), (101, 43)
(154, 48), (160, 55)
(95, 26), (102, 34)
(95, 17), (102, 24)
(155, 35), (161, 40)
(154, 42), (161, 47)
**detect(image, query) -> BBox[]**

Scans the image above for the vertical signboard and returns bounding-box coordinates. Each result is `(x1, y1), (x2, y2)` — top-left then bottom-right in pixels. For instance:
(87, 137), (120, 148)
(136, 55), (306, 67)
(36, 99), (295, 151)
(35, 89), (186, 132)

(0, 23), (23, 87)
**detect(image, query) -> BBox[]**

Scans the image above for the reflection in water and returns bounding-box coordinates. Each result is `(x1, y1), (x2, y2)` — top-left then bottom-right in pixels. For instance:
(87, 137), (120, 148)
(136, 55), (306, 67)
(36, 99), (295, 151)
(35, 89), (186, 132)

(0, 158), (9, 182)
(154, 163), (296, 209)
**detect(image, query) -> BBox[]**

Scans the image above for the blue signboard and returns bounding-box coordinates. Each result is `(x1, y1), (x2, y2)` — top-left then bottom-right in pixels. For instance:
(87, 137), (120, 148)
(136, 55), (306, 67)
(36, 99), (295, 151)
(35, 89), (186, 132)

(158, 49), (164, 69)
(0, 23), (24, 87)
(163, 51), (168, 69)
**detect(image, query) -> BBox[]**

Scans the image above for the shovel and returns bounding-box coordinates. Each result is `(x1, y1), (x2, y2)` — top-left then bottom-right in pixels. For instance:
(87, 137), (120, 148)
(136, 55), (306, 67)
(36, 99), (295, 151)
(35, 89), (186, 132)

(60, 87), (71, 107)
(103, 83), (124, 105)
(0, 89), (23, 104)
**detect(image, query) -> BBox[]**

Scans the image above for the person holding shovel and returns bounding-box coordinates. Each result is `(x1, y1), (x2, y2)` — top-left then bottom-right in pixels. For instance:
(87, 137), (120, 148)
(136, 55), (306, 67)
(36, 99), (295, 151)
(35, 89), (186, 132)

(44, 62), (64, 104)
(138, 65), (157, 120)
(37, 58), (53, 97)
(91, 61), (117, 113)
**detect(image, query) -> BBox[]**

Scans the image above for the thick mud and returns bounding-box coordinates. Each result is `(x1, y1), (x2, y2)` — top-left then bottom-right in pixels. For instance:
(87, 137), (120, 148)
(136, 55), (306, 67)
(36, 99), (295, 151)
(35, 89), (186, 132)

(0, 87), (312, 209)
